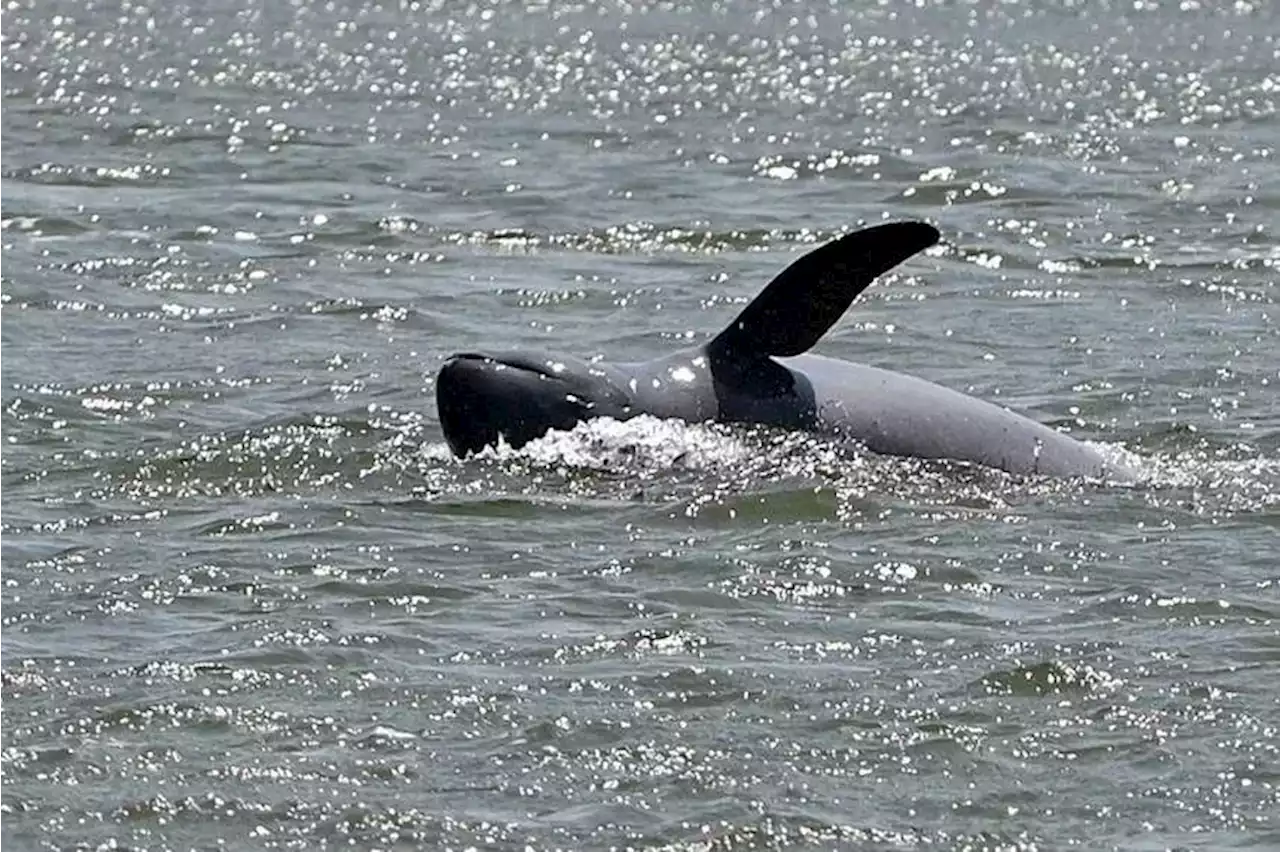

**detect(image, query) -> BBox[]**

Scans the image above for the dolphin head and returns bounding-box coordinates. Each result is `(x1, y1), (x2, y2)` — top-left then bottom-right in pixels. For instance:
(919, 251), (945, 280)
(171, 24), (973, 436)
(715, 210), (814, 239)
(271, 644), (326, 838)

(435, 351), (634, 456)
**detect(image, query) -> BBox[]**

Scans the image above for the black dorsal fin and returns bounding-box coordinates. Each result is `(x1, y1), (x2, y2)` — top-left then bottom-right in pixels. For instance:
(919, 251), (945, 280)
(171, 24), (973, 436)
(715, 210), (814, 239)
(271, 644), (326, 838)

(708, 221), (940, 358)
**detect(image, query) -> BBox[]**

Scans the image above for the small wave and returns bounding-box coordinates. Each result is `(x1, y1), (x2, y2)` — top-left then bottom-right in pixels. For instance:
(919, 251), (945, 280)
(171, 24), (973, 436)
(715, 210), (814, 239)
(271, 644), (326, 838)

(976, 659), (1126, 699)
(1114, 440), (1280, 492)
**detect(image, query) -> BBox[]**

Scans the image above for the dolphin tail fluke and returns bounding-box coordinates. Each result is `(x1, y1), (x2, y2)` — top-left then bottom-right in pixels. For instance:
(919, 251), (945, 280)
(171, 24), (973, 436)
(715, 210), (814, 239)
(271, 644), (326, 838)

(709, 221), (940, 358)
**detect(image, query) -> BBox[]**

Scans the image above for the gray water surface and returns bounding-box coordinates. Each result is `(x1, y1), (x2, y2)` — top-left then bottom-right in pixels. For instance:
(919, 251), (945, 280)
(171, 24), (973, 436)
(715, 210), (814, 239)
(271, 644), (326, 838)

(3, 1), (1278, 849)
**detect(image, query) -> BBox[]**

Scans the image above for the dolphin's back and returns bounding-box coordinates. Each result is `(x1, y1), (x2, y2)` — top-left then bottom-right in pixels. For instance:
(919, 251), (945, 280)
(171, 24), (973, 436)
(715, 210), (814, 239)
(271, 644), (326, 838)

(781, 354), (1116, 478)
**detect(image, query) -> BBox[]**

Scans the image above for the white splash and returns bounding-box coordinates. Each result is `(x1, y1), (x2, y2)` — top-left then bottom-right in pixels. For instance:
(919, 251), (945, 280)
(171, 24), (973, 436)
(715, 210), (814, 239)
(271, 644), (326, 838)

(507, 415), (752, 471)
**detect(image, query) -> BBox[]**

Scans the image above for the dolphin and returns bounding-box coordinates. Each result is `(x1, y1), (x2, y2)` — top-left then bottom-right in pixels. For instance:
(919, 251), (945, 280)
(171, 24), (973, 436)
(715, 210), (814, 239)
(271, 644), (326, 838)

(436, 221), (1131, 479)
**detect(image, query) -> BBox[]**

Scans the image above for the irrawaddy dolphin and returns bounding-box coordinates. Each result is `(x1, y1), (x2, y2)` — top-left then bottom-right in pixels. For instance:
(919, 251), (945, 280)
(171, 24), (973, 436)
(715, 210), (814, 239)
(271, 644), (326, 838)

(435, 221), (1133, 479)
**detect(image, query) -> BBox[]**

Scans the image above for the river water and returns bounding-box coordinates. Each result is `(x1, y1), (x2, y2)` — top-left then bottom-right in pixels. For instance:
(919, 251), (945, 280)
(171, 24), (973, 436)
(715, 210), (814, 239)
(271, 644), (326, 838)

(3, 1), (1277, 849)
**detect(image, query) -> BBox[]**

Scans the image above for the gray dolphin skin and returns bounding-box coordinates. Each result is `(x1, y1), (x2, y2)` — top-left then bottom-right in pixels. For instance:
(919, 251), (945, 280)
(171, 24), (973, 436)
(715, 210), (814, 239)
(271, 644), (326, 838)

(436, 222), (1130, 479)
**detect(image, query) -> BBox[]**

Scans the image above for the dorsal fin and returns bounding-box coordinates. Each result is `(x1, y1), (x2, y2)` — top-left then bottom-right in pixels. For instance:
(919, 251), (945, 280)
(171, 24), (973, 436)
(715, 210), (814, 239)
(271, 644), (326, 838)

(708, 221), (940, 358)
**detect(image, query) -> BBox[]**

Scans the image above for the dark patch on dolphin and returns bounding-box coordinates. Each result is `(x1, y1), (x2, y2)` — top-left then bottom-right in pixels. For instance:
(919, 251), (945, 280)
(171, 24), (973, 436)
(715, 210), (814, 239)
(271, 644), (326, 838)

(436, 222), (1132, 479)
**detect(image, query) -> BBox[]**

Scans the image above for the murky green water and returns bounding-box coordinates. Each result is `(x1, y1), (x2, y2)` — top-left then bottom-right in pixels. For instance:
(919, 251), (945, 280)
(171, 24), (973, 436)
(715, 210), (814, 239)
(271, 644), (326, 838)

(3, 1), (1277, 849)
